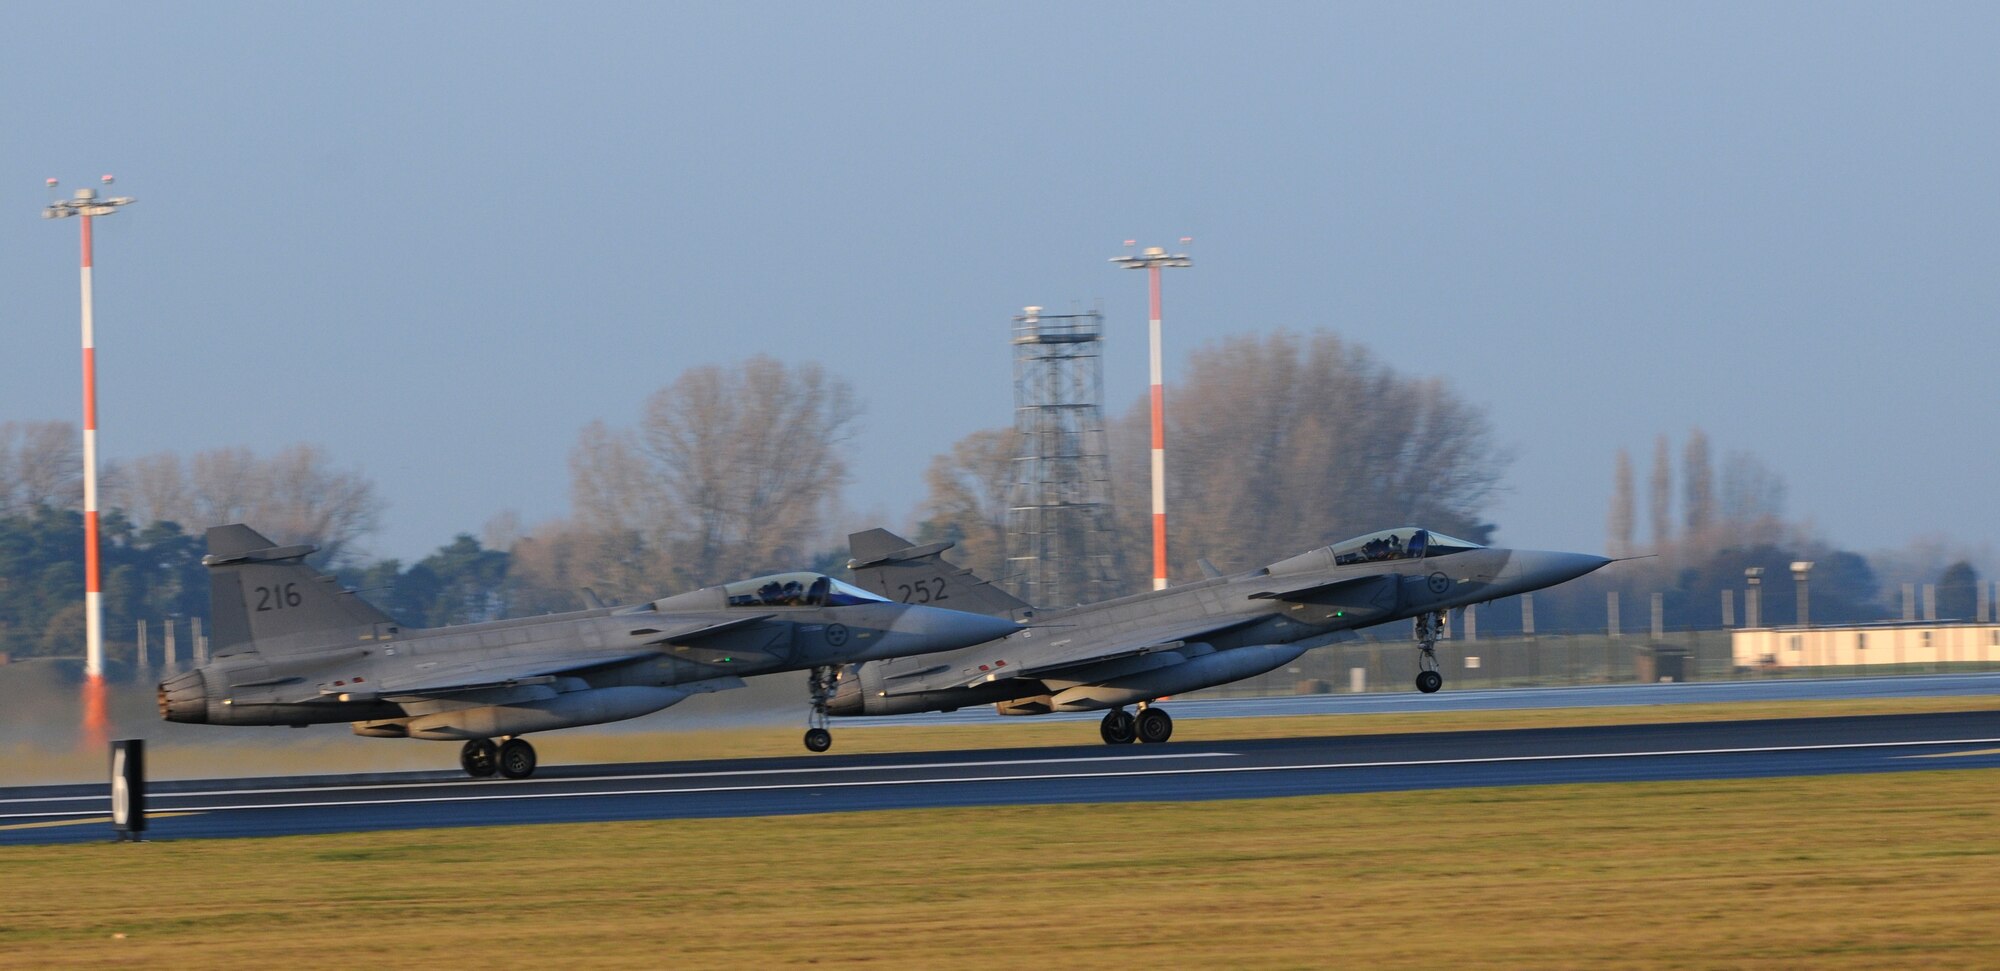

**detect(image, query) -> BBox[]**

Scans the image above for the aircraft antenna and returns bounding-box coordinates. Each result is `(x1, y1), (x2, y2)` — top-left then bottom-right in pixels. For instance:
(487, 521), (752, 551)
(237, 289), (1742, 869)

(1110, 239), (1193, 590)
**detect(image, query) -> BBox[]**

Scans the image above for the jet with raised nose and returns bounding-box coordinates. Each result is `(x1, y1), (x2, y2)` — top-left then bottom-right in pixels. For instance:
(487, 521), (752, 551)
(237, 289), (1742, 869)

(828, 526), (1608, 746)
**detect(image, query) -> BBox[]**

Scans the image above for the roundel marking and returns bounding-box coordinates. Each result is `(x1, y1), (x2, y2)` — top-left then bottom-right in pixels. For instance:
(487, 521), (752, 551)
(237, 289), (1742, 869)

(1427, 572), (1451, 595)
(825, 623), (850, 648)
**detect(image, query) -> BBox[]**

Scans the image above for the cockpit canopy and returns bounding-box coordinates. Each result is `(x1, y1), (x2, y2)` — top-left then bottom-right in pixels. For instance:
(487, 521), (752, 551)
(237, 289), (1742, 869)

(1330, 527), (1483, 566)
(724, 572), (889, 608)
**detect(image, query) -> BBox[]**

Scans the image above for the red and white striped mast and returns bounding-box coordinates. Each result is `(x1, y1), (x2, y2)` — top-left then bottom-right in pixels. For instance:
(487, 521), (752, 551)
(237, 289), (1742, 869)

(1112, 239), (1192, 591)
(43, 175), (135, 692)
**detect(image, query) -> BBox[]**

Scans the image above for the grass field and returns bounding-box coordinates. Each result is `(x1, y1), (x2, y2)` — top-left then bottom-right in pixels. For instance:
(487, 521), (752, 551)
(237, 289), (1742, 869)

(3, 768), (1997, 969)
(5, 694), (1999, 968)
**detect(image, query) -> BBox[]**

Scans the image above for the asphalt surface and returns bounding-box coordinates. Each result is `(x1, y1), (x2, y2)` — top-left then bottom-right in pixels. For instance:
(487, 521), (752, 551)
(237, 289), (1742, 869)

(4, 707), (1996, 846)
(854, 671), (2000, 724)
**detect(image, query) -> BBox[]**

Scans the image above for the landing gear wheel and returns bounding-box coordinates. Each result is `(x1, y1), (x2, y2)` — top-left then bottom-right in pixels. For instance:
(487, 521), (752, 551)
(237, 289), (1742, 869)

(804, 727), (833, 753)
(1413, 610), (1448, 695)
(1100, 709), (1137, 745)
(804, 665), (840, 753)
(460, 739), (498, 778)
(497, 737), (538, 779)
(1136, 707), (1174, 744)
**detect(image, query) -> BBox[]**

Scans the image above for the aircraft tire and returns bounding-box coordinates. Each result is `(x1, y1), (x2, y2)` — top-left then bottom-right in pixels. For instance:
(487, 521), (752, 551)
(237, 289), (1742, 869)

(461, 739), (499, 778)
(498, 738), (538, 779)
(1416, 670), (1443, 694)
(1136, 707), (1173, 744)
(1100, 709), (1137, 745)
(804, 728), (833, 752)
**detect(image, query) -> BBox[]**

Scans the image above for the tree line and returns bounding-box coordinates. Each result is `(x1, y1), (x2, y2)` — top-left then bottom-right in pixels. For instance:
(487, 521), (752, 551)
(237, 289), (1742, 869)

(0, 339), (1985, 667)
(1500, 429), (1983, 637)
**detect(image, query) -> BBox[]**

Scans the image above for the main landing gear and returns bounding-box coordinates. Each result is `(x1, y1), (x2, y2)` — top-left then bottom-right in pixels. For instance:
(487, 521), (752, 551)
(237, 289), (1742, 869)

(1100, 703), (1174, 745)
(1414, 610), (1447, 694)
(803, 665), (837, 753)
(460, 737), (538, 779)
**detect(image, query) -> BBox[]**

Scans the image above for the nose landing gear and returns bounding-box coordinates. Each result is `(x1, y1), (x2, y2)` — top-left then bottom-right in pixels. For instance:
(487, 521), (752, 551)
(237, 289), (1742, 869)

(804, 665), (837, 752)
(1414, 610), (1447, 694)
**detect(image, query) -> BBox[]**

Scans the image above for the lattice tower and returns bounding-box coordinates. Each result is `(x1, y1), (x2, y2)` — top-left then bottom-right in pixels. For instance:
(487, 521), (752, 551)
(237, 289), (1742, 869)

(1003, 306), (1126, 607)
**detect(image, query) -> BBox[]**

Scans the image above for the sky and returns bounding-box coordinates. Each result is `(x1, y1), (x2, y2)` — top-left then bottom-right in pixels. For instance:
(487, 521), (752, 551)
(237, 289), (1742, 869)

(3, 2), (1995, 572)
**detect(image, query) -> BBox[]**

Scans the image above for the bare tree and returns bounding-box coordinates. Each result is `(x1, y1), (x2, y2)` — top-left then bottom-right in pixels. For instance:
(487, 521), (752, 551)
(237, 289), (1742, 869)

(505, 517), (662, 612)
(103, 443), (383, 565)
(1683, 427), (1715, 540)
(1719, 449), (1787, 531)
(256, 445), (383, 565)
(569, 356), (862, 587)
(187, 447), (265, 528)
(111, 452), (190, 526)
(0, 421), (81, 515)
(914, 427), (1020, 580)
(1105, 331), (1508, 581)
(569, 420), (669, 537)
(1607, 449), (1635, 559)
(1649, 434), (1673, 550)
(481, 509), (524, 553)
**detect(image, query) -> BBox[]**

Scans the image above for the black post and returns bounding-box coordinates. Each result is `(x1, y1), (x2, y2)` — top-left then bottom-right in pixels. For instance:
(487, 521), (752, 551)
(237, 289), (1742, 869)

(111, 738), (146, 841)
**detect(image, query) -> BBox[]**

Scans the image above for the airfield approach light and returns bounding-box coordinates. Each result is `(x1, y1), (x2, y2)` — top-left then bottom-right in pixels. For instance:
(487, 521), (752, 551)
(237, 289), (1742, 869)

(1111, 239), (1193, 591)
(41, 177), (136, 692)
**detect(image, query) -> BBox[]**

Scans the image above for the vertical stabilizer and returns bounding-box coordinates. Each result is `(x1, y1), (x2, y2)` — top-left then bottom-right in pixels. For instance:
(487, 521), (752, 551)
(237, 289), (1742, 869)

(846, 528), (1036, 619)
(204, 524), (398, 658)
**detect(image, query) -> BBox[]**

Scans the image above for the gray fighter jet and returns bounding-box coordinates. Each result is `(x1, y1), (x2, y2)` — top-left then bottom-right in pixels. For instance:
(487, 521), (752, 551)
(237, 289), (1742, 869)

(824, 526), (1608, 745)
(159, 525), (1017, 776)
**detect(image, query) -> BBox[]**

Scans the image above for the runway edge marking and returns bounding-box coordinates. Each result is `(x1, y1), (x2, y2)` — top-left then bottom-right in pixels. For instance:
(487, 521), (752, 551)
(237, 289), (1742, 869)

(0, 751), (1236, 816)
(34, 736), (2000, 820)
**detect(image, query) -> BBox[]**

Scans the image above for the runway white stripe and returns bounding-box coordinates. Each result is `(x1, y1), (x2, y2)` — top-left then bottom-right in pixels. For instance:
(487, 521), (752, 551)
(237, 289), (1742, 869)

(0, 752), (1232, 808)
(6, 738), (1996, 822)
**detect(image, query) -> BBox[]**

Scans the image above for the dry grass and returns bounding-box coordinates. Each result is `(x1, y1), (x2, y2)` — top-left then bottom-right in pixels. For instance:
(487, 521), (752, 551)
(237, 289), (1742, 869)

(3, 768), (1997, 969)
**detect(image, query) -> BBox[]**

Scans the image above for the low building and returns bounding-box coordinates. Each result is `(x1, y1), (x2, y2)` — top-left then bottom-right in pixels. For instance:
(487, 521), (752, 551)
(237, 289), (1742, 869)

(1733, 623), (2000, 669)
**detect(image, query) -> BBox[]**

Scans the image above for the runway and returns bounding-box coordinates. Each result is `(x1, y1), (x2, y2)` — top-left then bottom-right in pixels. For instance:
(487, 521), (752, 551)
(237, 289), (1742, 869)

(856, 671), (2000, 724)
(4, 708), (1996, 846)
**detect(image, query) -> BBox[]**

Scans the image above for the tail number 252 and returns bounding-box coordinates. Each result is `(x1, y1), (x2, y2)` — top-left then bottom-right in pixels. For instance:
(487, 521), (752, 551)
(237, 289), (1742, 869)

(896, 577), (949, 604)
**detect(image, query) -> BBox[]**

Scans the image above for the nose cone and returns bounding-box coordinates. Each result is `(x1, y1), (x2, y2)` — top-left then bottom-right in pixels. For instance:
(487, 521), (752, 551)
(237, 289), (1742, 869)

(1505, 550), (1613, 591)
(879, 605), (1019, 658)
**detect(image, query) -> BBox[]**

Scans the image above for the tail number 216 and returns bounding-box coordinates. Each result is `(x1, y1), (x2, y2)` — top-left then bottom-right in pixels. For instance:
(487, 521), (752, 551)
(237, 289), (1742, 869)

(254, 583), (303, 611)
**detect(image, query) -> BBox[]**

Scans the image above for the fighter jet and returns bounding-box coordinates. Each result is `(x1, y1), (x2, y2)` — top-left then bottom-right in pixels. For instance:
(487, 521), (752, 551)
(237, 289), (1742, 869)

(823, 526), (1608, 745)
(159, 525), (1018, 777)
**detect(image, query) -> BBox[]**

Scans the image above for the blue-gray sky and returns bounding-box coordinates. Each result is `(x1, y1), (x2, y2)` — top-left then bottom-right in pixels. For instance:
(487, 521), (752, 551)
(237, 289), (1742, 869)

(4, 3), (1994, 569)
